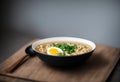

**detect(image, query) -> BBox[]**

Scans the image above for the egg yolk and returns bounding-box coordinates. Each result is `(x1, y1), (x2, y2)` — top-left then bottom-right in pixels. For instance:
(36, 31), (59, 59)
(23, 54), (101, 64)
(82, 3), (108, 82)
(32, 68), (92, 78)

(49, 48), (59, 55)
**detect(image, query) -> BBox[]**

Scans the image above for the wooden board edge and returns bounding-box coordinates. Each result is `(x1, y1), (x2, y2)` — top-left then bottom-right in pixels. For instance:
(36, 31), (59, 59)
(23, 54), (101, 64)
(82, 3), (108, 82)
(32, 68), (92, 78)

(103, 48), (120, 82)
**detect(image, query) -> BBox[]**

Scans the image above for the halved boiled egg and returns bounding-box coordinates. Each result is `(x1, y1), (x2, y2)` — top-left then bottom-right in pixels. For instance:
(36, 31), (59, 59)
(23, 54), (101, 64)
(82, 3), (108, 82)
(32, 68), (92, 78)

(47, 47), (63, 56)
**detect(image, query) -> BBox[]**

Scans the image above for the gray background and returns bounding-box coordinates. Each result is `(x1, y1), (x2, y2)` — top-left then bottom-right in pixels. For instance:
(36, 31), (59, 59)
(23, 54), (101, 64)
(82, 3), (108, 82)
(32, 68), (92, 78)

(8, 0), (120, 47)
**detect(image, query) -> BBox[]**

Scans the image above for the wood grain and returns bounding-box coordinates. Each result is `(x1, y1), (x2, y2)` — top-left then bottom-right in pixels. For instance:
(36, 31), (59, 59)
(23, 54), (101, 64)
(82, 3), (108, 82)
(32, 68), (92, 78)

(0, 40), (37, 73)
(0, 74), (37, 82)
(0, 40), (120, 82)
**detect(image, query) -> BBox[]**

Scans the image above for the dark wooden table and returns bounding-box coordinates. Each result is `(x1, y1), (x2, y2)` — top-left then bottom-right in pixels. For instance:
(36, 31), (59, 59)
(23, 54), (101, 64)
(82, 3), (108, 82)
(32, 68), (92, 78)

(107, 59), (120, 82)
(0, 61), (119, 82)
(0, 40), (120, 82)
(0, 59), (119, 82)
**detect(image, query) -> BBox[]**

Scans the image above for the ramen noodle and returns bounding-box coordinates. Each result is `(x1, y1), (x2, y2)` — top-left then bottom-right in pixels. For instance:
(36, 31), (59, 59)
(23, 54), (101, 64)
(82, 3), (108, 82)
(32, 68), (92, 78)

(35, 41), (92, 56)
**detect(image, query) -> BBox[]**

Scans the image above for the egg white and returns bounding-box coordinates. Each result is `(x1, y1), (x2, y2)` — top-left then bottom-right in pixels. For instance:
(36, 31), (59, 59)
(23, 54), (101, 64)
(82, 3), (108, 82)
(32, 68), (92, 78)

(47, 47), (63, 56)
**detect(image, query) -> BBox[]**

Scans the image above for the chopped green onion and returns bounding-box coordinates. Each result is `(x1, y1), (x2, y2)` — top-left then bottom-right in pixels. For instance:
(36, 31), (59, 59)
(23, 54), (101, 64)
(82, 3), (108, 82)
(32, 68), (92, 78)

(54, 43), (77, 56)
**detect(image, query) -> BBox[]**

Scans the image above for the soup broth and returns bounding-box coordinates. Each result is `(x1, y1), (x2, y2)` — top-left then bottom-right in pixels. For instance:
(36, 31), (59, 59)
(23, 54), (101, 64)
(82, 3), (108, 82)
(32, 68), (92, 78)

(35, 41), (92, 56)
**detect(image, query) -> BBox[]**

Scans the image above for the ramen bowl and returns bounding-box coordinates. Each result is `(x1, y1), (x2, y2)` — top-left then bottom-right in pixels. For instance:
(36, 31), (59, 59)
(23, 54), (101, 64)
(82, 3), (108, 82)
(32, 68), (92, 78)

(26, 37), (96, 67)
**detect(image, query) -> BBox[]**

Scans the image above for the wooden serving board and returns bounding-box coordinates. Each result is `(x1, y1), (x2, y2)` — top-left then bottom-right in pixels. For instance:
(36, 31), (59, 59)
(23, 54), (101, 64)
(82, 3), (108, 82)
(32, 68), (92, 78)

(0, 40), (120, 82)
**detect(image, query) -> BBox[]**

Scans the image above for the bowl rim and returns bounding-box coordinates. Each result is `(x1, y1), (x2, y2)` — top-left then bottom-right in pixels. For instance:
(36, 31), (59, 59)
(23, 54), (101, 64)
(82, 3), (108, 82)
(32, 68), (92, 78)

(32, 37), (96, 57)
